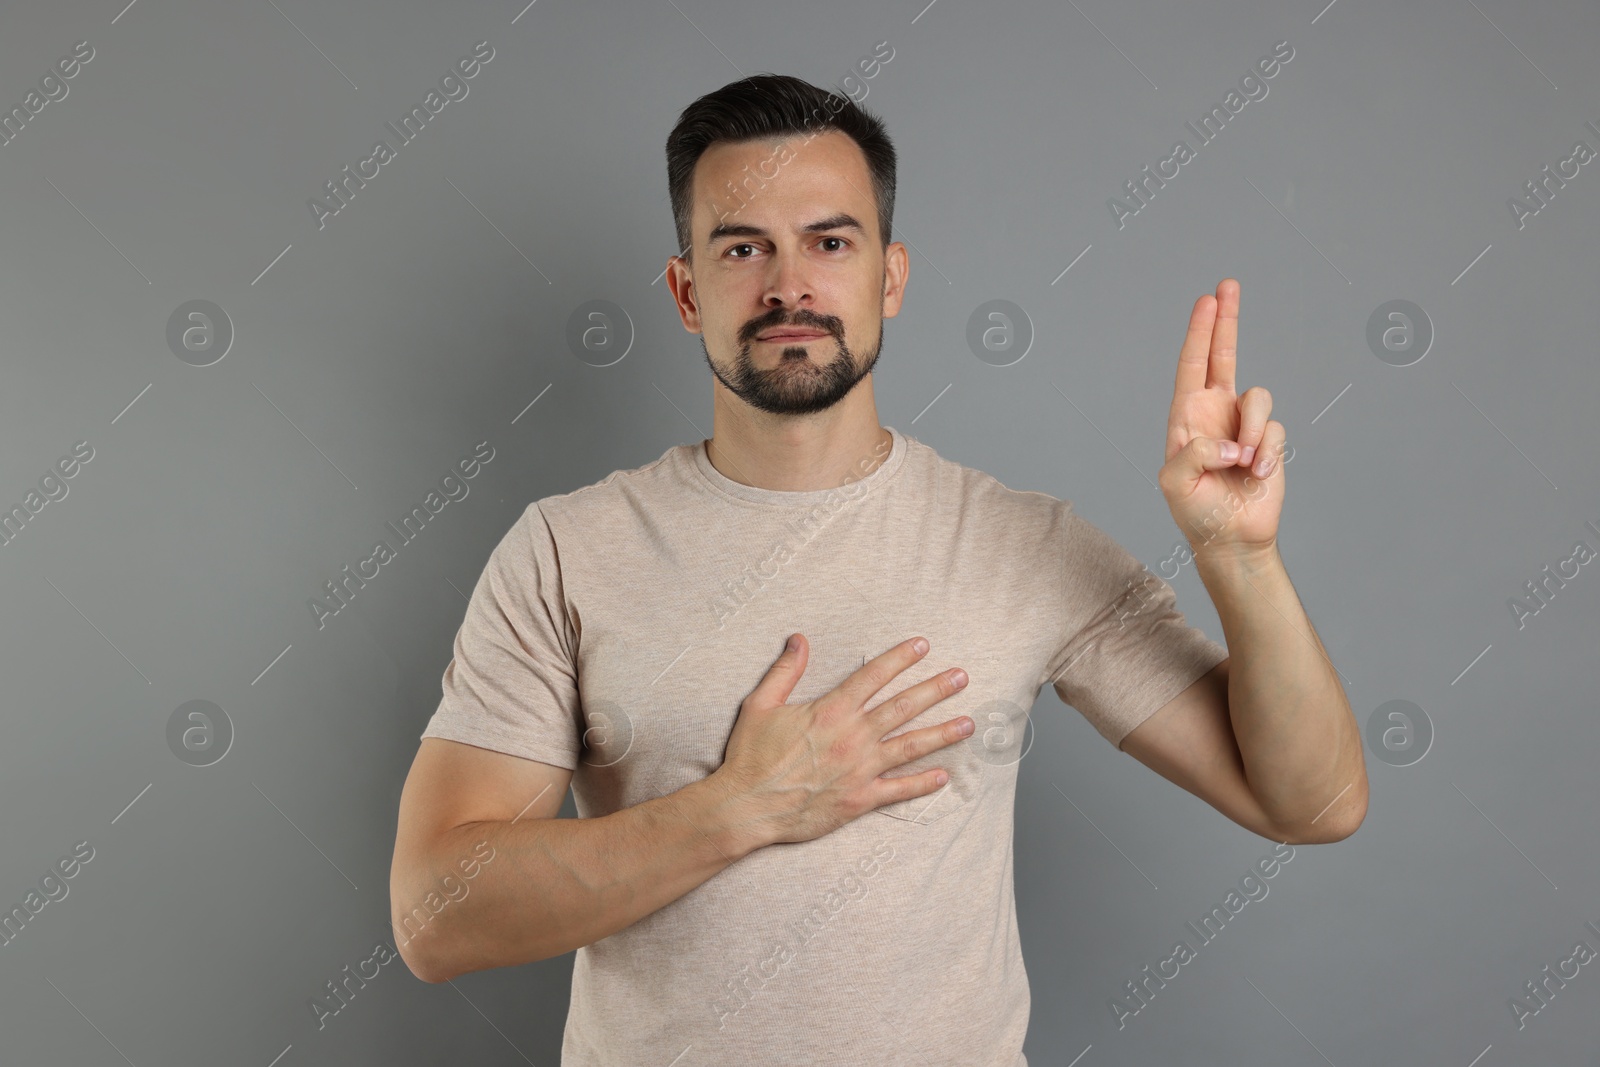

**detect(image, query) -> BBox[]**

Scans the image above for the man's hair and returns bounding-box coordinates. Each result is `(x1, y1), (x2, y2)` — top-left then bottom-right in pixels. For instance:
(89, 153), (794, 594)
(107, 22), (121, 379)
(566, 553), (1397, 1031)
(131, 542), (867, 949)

(665, 73), (897, 263)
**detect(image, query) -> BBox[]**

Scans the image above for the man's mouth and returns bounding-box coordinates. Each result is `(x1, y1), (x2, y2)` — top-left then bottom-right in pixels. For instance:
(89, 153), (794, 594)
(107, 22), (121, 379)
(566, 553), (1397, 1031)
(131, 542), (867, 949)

(757, 330), (829, 342)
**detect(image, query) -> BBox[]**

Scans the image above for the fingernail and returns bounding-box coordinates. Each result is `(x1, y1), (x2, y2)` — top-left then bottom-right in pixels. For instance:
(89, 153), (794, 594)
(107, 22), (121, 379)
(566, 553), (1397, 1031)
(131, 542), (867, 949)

(786, 634), (799, 652)
(950, 668), (968, 688)
(1219, 440), (1240, 463)
(955, 718), (974, 736)
(912, 637), (929, 655)
(1240, 445), (1256, 467)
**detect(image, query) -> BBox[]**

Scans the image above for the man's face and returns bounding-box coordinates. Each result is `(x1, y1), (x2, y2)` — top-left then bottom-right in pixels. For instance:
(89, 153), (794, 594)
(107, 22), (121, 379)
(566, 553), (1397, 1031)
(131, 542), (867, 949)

(669, 129), (907, 416)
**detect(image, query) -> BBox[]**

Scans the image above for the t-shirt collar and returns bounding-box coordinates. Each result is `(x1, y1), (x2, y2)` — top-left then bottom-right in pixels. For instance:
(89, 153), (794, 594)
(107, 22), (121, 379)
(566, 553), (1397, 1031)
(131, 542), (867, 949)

(687, 425), (908, 508)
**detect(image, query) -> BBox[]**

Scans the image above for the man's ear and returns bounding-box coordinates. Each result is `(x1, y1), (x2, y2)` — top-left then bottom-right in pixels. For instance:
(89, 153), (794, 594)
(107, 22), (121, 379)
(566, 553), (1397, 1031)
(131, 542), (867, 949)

(880, 242), (909, 318)
(666, 255), (703, 333)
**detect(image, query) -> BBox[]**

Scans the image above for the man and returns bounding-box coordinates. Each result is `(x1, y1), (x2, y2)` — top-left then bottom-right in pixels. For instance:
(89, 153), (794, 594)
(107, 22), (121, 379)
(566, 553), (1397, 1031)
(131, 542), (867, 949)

(390, 74), (1366, 1065)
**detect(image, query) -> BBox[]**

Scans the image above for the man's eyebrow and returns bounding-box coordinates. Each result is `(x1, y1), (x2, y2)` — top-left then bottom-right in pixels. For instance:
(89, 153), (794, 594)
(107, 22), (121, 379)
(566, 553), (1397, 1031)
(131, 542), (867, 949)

(705, 213), (867, 250)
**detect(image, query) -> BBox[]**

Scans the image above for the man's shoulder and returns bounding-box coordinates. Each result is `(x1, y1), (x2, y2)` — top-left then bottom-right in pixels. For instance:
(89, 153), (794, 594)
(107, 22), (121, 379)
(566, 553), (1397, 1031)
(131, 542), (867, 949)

(911, 435), (1069, 525)
(526, 441), (688, 523)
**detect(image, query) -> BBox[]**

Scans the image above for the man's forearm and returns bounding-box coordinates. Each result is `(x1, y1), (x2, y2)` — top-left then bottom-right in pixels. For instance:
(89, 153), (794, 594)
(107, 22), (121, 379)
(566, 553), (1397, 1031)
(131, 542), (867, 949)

(1194, 541), (1367, 841)
(394, 774), (767, 982)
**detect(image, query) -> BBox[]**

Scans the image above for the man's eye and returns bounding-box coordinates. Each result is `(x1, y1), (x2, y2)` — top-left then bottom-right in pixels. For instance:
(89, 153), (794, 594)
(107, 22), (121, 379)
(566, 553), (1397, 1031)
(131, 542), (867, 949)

(725, 239), (846, 258)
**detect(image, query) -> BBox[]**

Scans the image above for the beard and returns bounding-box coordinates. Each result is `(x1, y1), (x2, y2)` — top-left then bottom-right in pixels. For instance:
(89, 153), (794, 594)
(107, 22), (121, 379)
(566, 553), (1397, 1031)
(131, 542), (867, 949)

(701, 312), (882, 417)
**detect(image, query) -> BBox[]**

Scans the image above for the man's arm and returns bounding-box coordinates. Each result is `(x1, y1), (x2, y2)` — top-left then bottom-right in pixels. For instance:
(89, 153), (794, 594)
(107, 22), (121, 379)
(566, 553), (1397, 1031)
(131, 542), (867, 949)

(390, 738), (763, 983)
(391, 635), (972, 983)
(1120, 543), (1367, 844)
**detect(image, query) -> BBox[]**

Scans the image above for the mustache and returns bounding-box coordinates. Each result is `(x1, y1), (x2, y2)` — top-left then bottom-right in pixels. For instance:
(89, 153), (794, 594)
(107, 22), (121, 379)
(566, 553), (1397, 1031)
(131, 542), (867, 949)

(742, 310), (842, 342)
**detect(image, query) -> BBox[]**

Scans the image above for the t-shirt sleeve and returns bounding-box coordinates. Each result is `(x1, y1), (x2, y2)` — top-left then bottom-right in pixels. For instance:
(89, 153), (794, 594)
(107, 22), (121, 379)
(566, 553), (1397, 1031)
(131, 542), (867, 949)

(1042, 500), (1229, 751)
(419, 501), (584, 769)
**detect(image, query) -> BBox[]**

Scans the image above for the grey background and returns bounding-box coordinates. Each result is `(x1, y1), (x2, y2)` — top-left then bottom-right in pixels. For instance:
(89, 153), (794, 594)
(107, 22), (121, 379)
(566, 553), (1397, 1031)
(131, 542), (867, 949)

(1, 0), (1596, 1063)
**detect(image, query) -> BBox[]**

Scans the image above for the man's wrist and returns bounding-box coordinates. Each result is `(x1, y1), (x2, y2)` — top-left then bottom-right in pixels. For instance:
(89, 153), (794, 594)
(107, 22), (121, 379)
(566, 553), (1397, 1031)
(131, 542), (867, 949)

(672, 772), (775, 862)
(1192, 537), (1280, 579)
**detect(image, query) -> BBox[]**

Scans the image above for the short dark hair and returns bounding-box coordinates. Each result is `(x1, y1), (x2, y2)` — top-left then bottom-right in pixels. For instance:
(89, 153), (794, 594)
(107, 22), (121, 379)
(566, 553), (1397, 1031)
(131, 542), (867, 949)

(665, 73), (897, 263)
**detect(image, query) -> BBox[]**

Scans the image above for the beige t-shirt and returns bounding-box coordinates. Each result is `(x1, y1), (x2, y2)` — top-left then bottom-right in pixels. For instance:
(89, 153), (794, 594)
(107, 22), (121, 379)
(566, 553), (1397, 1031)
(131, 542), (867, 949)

(421, 425), (1228, 1066)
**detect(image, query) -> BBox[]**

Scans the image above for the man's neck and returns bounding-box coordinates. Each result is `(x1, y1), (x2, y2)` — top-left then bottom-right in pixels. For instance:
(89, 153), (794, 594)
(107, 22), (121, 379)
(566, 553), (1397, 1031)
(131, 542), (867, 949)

(704, 414), (892, 493)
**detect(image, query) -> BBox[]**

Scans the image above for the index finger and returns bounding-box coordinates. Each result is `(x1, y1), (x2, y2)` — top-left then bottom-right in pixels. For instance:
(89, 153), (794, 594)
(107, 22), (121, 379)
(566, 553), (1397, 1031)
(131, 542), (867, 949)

(833, 636), (929, 711)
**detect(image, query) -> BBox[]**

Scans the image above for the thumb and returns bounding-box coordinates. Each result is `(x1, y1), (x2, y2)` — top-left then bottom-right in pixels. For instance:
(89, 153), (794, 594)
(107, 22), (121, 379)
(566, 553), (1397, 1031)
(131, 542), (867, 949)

(744, 633), (808, 712)
(1163, 435), (1240, 494)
